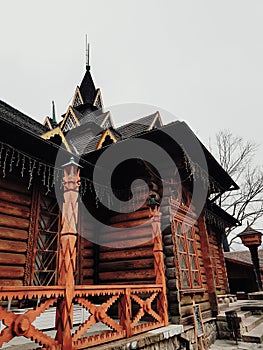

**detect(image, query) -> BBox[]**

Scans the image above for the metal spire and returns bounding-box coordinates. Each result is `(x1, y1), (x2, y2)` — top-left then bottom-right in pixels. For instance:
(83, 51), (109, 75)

(86, 34), (90, 71)
(51, 100), (57, 128)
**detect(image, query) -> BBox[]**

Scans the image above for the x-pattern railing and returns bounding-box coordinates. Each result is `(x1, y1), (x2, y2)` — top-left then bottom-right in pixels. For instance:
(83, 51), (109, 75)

(0, 284), (166, 349)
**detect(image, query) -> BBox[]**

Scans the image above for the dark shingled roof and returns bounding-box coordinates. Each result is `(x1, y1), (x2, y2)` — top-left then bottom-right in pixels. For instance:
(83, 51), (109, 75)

(0, 100), (48, 135)
(116, 112), (160, 139)
(80, 109), (109, 128)
(79, 69), (97, 105)
(224, 249), (263, 268)
(68, 112), (160, 155)
(66, 121), (103, 155)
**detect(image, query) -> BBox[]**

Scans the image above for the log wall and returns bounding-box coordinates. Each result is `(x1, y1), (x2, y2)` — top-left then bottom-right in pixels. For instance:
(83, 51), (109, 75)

(78, 207), (95, 285)
(98, 207), (155, 285)
(0, 174), (31, 286)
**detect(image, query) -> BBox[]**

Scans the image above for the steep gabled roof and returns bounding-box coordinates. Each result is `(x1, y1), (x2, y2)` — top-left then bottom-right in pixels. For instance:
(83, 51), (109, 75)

(0, 100), (48, 135)
(79, 68), (97, 105)
(116, 112), (162, 139)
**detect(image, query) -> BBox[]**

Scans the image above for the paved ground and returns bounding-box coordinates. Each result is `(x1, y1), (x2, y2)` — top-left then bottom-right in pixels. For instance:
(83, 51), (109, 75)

(210, 339), (263, 349)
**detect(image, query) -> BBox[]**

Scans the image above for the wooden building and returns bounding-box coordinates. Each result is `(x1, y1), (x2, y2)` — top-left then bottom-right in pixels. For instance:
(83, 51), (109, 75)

(0, 63), (239, 349)
(224, 249), (263, 293)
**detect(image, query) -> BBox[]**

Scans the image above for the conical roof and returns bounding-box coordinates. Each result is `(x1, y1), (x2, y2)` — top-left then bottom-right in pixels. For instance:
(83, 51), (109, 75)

(238, 223), (262, 237)
(79, 68), (97, 105)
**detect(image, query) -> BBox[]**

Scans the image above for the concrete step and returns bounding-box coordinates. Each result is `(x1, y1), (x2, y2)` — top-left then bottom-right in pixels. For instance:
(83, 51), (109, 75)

(242, 323), (263, 343)
(242, 314), (263, 333)
(217, 310), (251, 322)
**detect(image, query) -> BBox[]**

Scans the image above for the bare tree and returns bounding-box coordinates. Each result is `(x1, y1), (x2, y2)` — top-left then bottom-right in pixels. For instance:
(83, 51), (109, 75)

(212, 130), (263, 247)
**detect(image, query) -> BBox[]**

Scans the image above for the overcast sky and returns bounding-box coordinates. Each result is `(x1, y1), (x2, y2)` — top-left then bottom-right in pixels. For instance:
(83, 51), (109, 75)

(1, 1), (263, 234)
(1, 0), (263, 153)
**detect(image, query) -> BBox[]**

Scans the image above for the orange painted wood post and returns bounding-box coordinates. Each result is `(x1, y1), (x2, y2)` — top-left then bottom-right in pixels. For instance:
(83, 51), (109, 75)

(150, 208), (169, 326)
(119, 288), (132, 338)
(55, 157), (81, 350)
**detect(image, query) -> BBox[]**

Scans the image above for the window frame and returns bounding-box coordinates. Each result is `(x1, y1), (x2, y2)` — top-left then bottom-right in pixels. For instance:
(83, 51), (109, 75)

(172, 219), (202, 290)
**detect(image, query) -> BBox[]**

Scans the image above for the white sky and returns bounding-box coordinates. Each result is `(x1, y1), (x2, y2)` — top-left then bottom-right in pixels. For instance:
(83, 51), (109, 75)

(1, 1), (263, 237)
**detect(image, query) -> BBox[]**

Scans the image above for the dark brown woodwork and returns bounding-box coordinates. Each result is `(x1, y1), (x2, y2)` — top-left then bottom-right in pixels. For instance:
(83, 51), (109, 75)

(0, 213), (29, 229)
(0, 227), (28, 241)
(0, 239), (27, 253)
(0, 201), (30, 218)
(198, 215), (218, 317)
(99, 246), (153, 261)
(0, 188), (31, 206)
(0, 252), (26, 265)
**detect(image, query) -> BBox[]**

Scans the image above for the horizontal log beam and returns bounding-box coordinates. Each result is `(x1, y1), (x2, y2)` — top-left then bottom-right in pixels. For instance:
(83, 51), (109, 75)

(0, 252), (26, 265)
(0, 201), (30, 219)
(99, 246), (153, 261)
(0, 188), (31, 206)
(99, 269), (155, 282)
(0, 213), (29, 230)
(0, 266), (24, 278)
(99, 258), (154, 272)
(0, 239), (27, 253)
(0, 227), (28, 241)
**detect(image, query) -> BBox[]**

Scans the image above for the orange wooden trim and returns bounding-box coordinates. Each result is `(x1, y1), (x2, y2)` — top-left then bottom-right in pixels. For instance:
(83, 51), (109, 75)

(43, 116), (53, 130)
(96, 129), (117, 149)
(60, 106), (80, 130)
(72, 86), (84, 106)
(93, 88), (104, 109)
(41, 127), (72, 152)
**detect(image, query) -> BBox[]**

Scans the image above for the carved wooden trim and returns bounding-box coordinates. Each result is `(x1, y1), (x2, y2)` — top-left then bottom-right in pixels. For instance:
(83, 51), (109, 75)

(24, 184), (39, 286)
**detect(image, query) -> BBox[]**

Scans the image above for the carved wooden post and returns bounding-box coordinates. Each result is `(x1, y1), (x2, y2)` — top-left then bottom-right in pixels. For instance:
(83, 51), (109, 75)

(55, 157), (81, 349)
(119, 288), (132, 338)
(150, 206), (169, 326)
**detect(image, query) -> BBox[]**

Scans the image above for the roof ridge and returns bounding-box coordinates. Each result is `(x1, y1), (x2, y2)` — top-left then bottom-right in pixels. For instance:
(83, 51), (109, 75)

(116, 111), (159, 130)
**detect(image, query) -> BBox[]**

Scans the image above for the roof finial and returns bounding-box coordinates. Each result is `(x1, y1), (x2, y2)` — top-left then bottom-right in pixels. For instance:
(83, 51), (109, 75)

(51, 100), (57, 128)
(86, 34), (90, 71)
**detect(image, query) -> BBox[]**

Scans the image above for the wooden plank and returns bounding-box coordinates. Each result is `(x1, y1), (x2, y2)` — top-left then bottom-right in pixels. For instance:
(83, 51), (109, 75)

(80, 259), (94, 268)
(81, 249), (94, 258)
(0, 188), (31, 206)
(0, 279), (23, 286)
(111, 217), (151, 230)
(101, 237), (153, 248)
(0, 239), (27, 253)
(101, 226), (152, 240)
(109, 209), (150, 224)
(0, 201), (30, 218)
(99, 258), (154, 272)
(0, 266), (24, 278)
(0, 213), (29, 229)
(0, 227), (28, 241)
(0, 175), (30, 194)
(0, 252), (26, 265)
(82, 269), (94, 278)
(99, 246), (153, 261)
(99, 269), (155, 282)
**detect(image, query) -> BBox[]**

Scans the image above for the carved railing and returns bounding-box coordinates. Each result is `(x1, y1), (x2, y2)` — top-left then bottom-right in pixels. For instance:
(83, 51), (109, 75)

(0, 284), (166, 349)
(0, 286), (64, 349)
